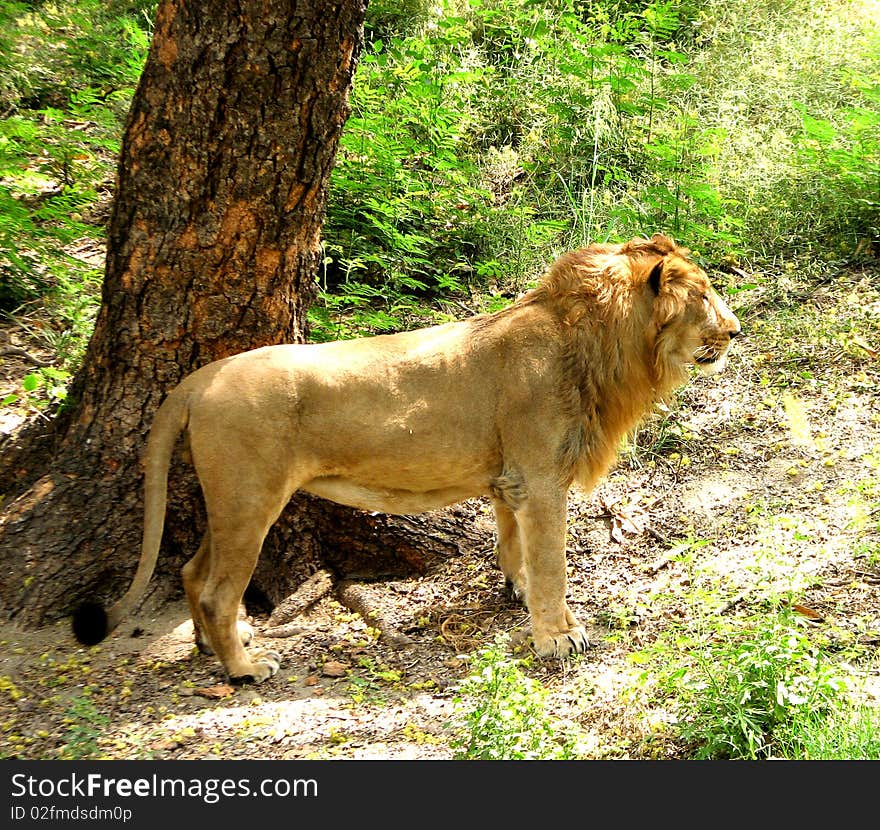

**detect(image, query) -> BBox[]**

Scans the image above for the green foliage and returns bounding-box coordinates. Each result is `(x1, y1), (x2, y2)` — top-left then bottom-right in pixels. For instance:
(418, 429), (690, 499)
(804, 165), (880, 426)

(320, 21), (493, 335)
(6, 0), (878, 345)
(450, 636), (577, 759)
(312, 0), (880, 338)
(59, 695), (109, 760)
(683, 0), (880, 258)
(0, 0), (150, 417)
(794, 92), (880, 251)
(0, 1), (149, 317)
(364, 0), (436, 41)
(318, 0), (802, 335)
(667, 608), (848, 759)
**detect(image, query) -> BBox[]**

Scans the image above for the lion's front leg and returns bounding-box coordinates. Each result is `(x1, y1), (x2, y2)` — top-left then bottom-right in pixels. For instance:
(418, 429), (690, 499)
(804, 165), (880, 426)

(517, 489), (589, 659)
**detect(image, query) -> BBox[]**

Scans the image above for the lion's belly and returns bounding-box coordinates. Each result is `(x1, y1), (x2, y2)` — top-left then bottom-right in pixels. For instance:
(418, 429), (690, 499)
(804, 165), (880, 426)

(301, 476), (482, 515)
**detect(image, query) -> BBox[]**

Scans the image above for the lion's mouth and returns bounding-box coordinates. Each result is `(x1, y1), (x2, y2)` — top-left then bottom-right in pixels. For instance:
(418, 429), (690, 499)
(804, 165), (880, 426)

(693, 343), (724, 366)
(693, 347), (728, 375)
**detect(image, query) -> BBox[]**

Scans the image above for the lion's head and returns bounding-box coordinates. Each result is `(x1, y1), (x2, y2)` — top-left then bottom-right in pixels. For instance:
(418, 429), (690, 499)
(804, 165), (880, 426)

(536, 233), (741, 396)
(636, 234), (742, 385)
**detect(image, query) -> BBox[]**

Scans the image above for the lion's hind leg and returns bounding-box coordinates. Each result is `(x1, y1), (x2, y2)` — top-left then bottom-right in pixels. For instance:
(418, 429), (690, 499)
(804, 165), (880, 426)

(193, 463), (301, 683)
(196, 519), (282, 684)
(182, 527), (254, 656)
(491, 497), (526, 602)
(186, 417), (307, 683)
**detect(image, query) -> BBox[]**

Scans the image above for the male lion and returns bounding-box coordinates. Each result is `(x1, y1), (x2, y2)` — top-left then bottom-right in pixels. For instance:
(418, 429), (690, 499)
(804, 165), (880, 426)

(73, 233), (741, 683)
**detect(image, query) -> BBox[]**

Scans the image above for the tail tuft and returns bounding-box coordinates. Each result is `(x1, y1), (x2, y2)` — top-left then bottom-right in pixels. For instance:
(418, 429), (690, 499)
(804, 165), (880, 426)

(72, 602), (109, 646)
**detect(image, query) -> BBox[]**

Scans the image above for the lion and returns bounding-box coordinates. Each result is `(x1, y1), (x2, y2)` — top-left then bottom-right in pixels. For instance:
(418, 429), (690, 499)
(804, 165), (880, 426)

(73, 233), (741, 683)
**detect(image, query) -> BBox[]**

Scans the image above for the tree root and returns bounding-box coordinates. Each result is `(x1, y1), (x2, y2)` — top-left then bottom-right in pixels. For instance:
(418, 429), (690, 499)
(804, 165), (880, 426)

(0, 346), (53, 368)
(260, 569), (414, 648)
(260, 570), (412, 648)
(337, 580), (413, 648)
(261, 568), (334, 637)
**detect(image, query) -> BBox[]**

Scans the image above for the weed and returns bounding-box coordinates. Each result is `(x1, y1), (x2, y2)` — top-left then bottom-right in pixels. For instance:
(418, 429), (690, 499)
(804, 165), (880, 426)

(346, 656), (404, 705)
(58, 695), (109, 760)
(597, 603), (640, 632)
(853, 539), (880, 567)
(450, 635), (577, 759)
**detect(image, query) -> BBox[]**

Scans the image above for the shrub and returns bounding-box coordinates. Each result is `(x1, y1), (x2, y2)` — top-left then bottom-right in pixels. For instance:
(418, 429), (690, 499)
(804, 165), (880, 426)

(669, 609), (848, 759)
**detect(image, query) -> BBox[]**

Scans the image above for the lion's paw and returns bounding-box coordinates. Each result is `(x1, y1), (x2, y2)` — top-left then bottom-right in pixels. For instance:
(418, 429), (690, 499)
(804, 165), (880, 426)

(532, 626), (590, 659)
(504, 577), (526, 604)
(194, 618), (254, 655)
(229, 649), (282, 685)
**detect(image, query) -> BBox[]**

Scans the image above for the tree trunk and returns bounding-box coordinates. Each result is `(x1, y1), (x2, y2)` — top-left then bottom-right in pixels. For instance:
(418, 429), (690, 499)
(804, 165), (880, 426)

(0, 0), (374, 625)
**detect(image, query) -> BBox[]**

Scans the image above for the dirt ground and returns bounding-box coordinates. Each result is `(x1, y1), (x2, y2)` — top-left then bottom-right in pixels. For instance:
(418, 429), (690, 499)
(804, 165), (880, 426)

(1, 261), (879, 760)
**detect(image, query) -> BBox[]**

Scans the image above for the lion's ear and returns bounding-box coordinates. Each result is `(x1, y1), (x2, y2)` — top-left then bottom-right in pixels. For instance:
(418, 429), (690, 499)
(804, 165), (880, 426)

(649, 233), (676, 255)
(648, 258), (664, 295)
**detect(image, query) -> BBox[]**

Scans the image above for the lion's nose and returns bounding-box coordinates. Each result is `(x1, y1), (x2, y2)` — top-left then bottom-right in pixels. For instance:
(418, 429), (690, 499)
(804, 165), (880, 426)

(729, 328), (742, 339)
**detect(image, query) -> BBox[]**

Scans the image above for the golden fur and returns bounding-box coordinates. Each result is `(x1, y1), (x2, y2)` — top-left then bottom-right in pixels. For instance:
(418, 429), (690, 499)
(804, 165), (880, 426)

(73, 233), (740, 683)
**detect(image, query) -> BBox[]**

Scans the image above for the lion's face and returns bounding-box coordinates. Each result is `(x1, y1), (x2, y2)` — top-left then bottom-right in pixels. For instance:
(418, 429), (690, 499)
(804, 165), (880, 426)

(651, 255), (741, 379)
(692, 285), (741, 374)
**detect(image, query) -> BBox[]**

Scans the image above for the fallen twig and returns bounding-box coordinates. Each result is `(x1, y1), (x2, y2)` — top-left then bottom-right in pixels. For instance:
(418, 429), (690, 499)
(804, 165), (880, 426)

(0, 346), (53, 367)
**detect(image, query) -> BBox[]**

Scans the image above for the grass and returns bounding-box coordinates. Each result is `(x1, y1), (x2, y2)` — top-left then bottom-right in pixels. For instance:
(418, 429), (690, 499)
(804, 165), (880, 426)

(780, 704), (880, 760)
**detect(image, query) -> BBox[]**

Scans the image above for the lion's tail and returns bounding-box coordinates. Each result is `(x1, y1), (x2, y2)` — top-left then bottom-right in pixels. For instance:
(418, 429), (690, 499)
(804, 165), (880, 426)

(72, 387), (191, 646)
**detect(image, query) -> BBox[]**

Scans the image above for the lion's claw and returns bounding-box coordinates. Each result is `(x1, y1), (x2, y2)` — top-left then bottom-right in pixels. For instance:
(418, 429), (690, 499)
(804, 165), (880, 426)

(533, 626), (590, 659)
(229, 649), (281, 685)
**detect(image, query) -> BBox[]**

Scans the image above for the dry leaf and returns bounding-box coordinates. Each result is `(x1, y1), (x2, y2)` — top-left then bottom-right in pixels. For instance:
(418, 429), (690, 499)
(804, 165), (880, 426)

(603, 495), (646, 544)
(852, 337), (879, 359)
(790, 603), (824, 622)
(194, 684), (235, 699)
(321, 660), (350, 677)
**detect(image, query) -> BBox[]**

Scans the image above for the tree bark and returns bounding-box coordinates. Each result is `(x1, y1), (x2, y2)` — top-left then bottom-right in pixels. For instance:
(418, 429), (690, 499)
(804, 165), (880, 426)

(251, 496), (494, 608)
(0, 0), (373, 625)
